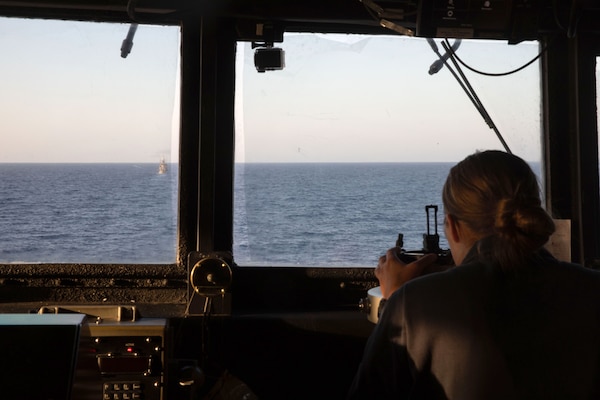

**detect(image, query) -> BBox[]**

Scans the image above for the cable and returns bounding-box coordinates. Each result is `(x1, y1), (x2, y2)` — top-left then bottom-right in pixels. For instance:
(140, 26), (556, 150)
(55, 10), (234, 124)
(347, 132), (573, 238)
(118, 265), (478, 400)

(442, 38), (550, 77)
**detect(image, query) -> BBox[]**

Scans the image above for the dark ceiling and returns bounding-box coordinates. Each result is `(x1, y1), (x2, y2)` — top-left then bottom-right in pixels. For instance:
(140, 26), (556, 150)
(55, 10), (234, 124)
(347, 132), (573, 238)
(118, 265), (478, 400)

(0, 0), (598, 41)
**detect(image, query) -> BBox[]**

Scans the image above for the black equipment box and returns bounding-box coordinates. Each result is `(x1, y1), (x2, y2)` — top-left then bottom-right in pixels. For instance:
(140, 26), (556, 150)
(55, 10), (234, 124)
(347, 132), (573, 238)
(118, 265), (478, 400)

(39, 305), (167, 400)
(0, 313), (84, 400)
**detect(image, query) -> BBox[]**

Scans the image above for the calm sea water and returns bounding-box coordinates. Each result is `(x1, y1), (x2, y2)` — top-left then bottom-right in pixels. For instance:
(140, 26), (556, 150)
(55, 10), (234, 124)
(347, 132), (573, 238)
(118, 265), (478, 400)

(0, 164), (178, 263)
(0, 162), (540, 266)
(234, 163), (452, 267)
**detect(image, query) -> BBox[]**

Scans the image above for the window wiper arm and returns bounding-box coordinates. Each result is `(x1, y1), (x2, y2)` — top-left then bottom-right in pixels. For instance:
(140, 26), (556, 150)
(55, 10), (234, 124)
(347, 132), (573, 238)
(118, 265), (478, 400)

(427, 38), (512, 154)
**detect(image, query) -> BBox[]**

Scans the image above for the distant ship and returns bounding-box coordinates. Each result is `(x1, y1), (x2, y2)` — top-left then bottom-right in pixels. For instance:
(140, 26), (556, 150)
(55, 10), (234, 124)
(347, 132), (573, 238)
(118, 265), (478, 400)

(158, 158), (168, 174)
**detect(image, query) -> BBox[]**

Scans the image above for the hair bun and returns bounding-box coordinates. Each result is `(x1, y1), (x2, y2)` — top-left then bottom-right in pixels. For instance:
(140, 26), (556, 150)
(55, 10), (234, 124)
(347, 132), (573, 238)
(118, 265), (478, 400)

(496, 198), (555, 250)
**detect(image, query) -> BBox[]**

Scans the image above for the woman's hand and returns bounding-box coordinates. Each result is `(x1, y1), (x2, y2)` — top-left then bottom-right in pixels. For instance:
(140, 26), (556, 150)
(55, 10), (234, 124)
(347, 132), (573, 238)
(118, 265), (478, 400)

(375, 247), (439, 299)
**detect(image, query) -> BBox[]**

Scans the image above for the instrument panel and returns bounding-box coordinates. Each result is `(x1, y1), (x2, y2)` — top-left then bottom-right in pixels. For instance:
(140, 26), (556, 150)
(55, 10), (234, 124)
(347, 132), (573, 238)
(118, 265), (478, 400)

(39, 306), (167, 400)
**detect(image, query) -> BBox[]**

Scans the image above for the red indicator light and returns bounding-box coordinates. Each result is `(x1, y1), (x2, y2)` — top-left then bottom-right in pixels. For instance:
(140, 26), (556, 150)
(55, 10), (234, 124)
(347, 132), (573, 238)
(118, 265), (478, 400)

(126, 347), (134, 353)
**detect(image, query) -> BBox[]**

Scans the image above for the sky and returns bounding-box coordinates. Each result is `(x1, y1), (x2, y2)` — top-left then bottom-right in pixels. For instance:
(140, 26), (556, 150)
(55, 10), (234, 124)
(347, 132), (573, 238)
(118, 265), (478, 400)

(0, 17), (180, 163)
(236, 34), (544, 163)
(0, 16), (563, 163)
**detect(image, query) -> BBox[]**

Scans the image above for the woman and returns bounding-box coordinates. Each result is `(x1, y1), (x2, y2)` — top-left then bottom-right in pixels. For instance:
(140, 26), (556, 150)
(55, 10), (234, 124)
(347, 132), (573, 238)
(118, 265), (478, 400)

(348, 150), (600, 399)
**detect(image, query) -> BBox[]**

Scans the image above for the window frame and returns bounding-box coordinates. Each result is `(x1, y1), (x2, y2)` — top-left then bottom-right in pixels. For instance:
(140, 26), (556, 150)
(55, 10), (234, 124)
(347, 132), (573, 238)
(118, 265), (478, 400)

(1, 6), (599, 316)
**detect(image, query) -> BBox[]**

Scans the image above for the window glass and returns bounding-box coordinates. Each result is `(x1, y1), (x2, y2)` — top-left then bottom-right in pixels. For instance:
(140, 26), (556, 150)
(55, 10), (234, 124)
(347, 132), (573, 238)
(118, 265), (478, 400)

(0, 18), (180, 263)
(235, 33), (542, 267)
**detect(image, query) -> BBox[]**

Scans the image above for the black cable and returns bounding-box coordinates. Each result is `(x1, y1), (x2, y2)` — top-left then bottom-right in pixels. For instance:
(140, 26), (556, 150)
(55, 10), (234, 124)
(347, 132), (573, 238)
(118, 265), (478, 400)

(443, 38), (549, 77)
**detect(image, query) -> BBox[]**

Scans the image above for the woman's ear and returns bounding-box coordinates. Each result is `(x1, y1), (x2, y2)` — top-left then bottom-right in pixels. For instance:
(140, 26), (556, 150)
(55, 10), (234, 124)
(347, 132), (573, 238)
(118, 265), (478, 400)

(446, 214), (461, 243)
(445, 214), (477, 266)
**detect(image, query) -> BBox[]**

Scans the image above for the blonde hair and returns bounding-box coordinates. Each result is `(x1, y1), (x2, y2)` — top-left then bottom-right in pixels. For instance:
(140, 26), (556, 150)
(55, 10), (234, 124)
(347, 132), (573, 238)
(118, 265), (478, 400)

(442, 150), (555, 270)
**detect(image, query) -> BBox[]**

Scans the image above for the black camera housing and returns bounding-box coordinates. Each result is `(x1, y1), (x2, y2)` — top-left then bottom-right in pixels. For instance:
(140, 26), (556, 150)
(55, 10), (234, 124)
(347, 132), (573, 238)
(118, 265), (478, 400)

(254, 47), (285, 72)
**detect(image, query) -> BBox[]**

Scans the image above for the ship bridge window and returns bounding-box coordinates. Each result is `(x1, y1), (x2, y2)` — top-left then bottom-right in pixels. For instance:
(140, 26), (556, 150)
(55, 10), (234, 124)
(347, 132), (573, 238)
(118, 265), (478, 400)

(0, 17), (181, 264)
(234, 33), (543, 267)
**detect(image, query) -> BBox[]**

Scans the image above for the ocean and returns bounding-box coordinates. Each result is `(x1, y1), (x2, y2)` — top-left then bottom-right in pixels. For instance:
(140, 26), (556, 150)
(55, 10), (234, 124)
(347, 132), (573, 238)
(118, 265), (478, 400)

(1, 162), (539, 266)
(235, 163), (451, 267)
(0, 163), (179, 264)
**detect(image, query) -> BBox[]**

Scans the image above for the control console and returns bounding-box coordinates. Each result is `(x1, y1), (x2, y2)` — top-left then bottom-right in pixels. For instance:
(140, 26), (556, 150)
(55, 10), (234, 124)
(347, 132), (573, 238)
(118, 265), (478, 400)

(39, 305), (167, 400)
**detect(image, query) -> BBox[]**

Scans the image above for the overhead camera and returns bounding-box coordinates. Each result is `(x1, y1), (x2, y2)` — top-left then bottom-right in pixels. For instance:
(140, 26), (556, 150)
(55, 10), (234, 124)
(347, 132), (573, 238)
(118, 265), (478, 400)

(253, 42), (285, 73)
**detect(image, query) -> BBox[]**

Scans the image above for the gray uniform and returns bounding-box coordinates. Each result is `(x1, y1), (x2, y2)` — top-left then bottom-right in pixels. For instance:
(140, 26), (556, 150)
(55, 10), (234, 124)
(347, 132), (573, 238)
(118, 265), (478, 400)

(348, 247), (600, 399)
